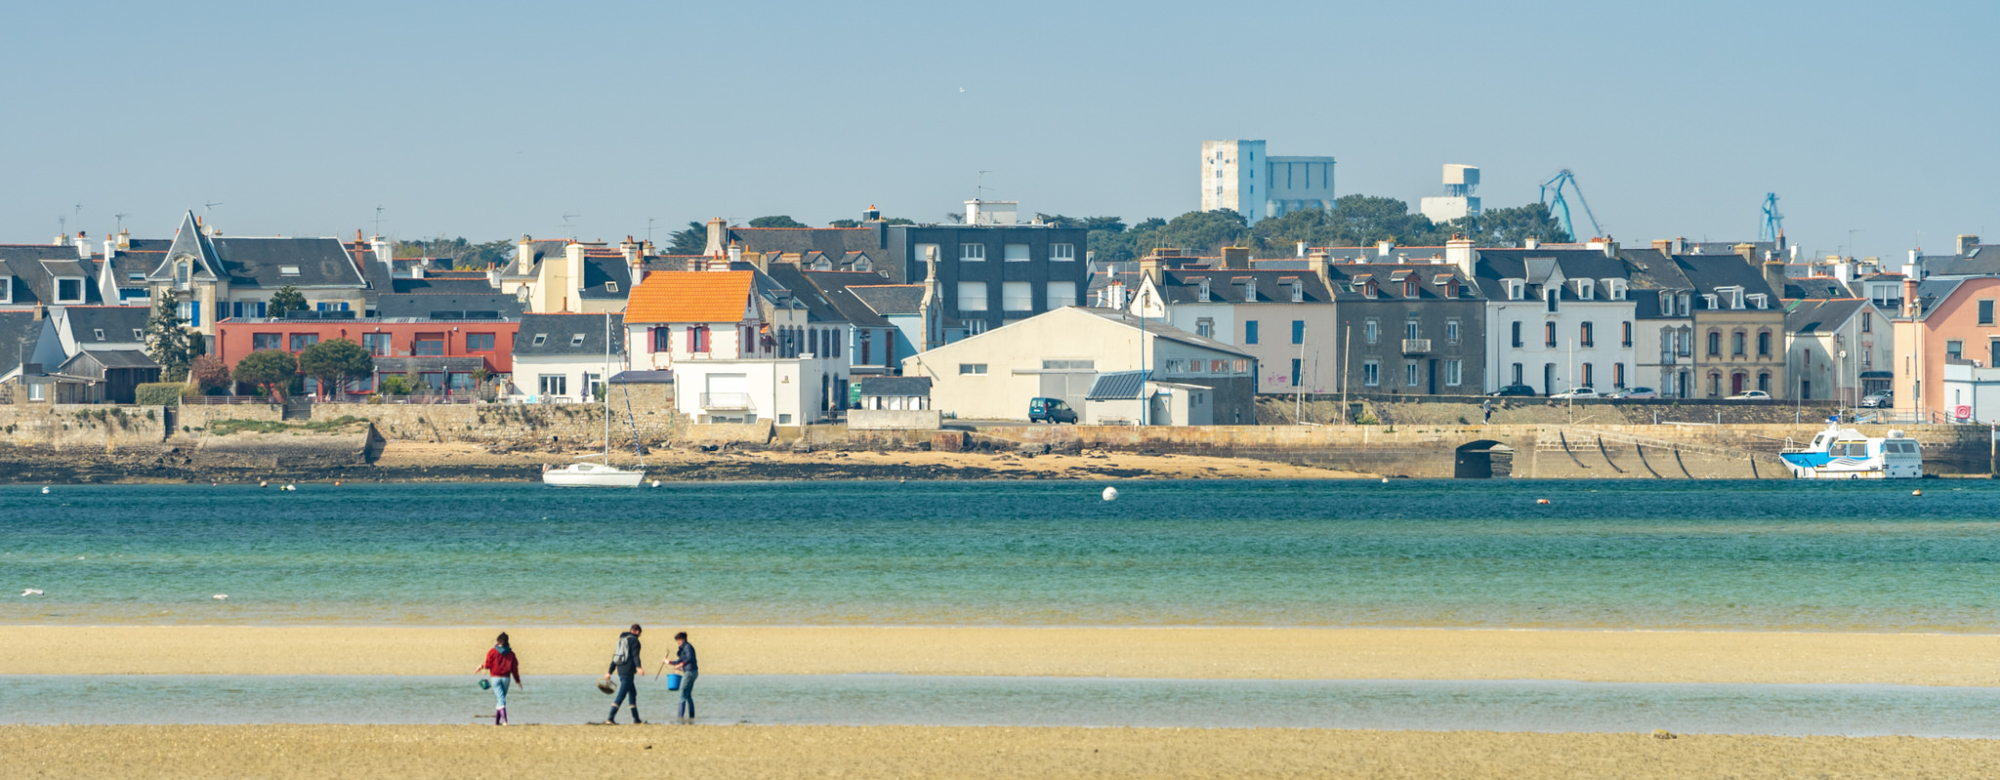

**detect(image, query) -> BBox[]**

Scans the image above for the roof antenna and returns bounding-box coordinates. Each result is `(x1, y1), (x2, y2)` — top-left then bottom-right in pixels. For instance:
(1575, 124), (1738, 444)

(560, 212), (581, 240)
(372, 205), (386, 236)
(646, 217), (659, 244)
(976, 170), (993, 201)
(114, 213), (129, 233)
(204, 201), (224, 221)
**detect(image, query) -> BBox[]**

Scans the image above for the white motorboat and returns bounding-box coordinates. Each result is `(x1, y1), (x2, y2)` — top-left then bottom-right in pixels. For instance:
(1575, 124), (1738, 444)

(1779, 419), (1923, 479)
(543, 315), (647, 488)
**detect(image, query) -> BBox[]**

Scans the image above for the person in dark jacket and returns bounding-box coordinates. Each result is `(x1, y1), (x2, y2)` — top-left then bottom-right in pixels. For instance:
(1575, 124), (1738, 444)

(476, 632), (523, 725)
(664, 631), (698, 721)
(598, 624), (643, 724)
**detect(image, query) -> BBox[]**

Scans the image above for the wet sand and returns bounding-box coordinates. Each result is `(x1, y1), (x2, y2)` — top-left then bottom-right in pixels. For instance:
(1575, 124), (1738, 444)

(6, 626), (1999, 686)
(5, 724), (1996, 779)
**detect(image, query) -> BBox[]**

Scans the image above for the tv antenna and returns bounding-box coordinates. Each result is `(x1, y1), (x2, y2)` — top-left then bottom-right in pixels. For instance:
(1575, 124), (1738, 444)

(559, 212), (581, 239)
(976, 170), (993, 201)
(372, 205), (386, 236)
(114, 213), (129, 232)
(203, 201), (224, 221)
(647, 217), (659, 244)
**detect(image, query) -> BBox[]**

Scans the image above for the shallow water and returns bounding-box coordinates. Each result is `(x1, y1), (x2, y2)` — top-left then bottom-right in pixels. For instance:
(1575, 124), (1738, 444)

(6, 674), (2000, 737)
(4, 480), (1999, 630)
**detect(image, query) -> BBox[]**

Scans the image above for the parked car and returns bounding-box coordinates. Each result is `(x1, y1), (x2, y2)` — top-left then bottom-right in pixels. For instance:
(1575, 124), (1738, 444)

(1727, 390), (1772, 400)
(1606, 387), (1659, 399)
(1028, 397), (1078, 424)
(1859, 391), (1893, 408)
(1488, 384), (1538, 397)
(1549, 387), (1599, 399)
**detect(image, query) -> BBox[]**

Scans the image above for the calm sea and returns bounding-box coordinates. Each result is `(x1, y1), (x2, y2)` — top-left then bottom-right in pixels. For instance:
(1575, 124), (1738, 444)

(3, 480), (1998, 630)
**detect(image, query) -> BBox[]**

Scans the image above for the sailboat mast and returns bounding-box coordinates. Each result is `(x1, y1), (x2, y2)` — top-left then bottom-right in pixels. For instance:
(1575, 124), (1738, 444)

(603, 313), (612, 461)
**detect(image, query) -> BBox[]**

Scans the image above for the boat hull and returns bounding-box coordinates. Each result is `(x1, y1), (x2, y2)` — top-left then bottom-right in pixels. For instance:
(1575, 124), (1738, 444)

(542, 466), (646, 488)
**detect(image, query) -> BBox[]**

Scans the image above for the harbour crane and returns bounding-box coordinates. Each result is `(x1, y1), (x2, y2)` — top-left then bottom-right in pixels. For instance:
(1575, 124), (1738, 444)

(1759, 192), (1784, 243)
(1539, 169), (1603, 241)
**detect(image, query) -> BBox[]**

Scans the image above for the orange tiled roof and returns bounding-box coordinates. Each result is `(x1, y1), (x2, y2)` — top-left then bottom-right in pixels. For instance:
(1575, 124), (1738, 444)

(626, 271), (754, 324)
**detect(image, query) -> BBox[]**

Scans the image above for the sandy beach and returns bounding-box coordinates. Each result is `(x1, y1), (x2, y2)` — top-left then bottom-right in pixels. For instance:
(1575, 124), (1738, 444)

(5, 626), (1998, 686)
(6, 724), (1997, 779)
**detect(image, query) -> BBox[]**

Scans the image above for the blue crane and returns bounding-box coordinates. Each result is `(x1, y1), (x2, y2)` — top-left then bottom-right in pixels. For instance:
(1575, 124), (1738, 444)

(1759, 192), (1784, 243)
(1539, 169), (1603, 242)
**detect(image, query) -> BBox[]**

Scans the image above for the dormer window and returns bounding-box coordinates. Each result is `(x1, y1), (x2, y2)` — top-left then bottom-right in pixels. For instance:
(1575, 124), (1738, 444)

(853, 257), (872, 272)
(175, 260), (191, 288)
(1291, 281), (1304, 302)
(1197, 278), (1211, 303)
(1703, 293), (1719, 309)
(1506, 280), (1525, 300)
(1747, 293), (1769, 310)
(55, 278), (85, 303)
(1404, 280), (1416, 298)
(1362, 282), (1377, 299)
(1605, 279), (1627, 300)
(605, 281), (619, 293)
(1244, 279), (1257, 301)
(127, 272), (144, 282)
(92, 329), (105, 341)
(1574, 279), (1594, 300)
(1544, 288), (1559, 313)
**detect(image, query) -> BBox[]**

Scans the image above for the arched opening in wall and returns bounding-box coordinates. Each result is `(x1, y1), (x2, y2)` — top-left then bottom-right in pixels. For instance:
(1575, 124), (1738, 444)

(1455, 440), (1513, 479)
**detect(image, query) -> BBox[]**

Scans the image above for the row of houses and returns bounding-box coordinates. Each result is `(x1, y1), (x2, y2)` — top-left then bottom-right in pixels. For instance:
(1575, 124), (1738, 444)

(6, 204), (1999, 425)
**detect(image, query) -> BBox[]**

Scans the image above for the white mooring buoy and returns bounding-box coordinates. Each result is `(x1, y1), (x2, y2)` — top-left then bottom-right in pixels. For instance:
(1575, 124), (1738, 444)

(1102, 486), (1119, 502)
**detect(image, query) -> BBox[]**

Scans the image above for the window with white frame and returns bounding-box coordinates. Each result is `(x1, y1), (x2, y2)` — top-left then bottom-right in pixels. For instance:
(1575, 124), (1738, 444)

(959, 243), (986, 262)
(1050, 243), (1076, 262)
(1003, 244), (1030, 262)
(1445, 319), (1460, 343)
(958, 364), (987, 375)
(1045, 281), (1077, 309)
(1001, 281), (1033, 311)
(1446, 359), (1462, 386)
(957, 281), (989, 311)
(1405, 363), (1420, 386)
(1363, 320), (1378, 344)
(55, 278), (84, 303)
(1363, 360), (1380, 386)
(1574, 279), (1593, 300)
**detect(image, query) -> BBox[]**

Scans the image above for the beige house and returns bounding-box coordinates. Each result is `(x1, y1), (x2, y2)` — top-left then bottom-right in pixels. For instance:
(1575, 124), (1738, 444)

(902, 306), (1256, 423)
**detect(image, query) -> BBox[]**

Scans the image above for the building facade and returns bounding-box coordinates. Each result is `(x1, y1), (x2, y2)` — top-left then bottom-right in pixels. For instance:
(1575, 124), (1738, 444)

(1200, 140), (1336, 223)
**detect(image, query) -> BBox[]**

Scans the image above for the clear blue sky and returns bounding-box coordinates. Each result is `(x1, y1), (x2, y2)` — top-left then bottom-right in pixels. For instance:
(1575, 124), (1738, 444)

(3, 1), (1994, 260)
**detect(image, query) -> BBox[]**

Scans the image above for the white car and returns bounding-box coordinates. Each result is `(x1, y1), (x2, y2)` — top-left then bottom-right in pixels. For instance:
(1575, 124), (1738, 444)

(1727, 390), (1772, 400)
(1549, 387), (1599, 399)
(1605, 387), (1658, 399)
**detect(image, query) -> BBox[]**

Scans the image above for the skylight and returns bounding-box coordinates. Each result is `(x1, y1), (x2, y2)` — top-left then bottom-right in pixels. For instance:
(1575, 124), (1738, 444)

(571, 334), (586, 346)
(532, 334), (547, 346)
(280, 266), (301, 276)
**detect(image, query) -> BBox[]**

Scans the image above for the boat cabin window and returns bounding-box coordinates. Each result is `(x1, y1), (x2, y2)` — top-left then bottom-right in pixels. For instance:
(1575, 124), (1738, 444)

(1833, 440), (1870, 458)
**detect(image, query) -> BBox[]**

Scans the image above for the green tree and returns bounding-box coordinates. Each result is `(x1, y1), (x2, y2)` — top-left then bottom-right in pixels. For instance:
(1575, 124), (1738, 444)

(1444, 202), (1572, 246)
(268, 285), (307, 318)
(297, 338), (374, 399)
(666, 221), (707, 255)
(232, 350), (298, 401)
(748, 215), (806, 228)
(142, 298), (203, 382)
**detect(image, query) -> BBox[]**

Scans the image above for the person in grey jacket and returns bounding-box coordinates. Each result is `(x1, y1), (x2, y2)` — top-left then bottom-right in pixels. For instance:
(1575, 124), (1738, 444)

(598, 624), (643, 724)
(664, 631), (698, 721)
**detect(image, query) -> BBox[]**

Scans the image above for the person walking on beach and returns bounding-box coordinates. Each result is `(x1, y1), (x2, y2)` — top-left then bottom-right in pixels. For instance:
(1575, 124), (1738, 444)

(476, 632), (522, 726)
(663, 631), (698, 722)
(600, 624), (643, 724)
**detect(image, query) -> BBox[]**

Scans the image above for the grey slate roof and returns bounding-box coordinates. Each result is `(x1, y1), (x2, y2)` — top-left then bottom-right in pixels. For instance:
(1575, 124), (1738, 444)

(1619, 248), (1694, 291)
(514, 313), (624, 358)
(578, 251), (633, 301)
(210, 236), (367, 289)
(1154, 268), (1336, 304)
(63, 306), (151, 344)
(763, 264), (855, 326)
(0, 244), (106, 305)
(1910, 279), (1966, 321)
(803, 270), (897, 327)
(390, 275), (498, 295)
(1673, 254), (1780, 300)
(846, 284), (925, 316)
(0, 311), (62, 376)
(1785, 298), (1866, 335)
(609, 370), (673, 384)
(1472, 248), (1633, 301)
(858, 376), (931, 397)
(374, 294), (524, 320)
(727, 226), (885, 258)
(1326, 263), (1482, 302)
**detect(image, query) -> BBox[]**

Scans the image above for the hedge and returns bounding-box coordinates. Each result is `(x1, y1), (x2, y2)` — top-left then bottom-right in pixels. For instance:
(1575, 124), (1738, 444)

(135, 383), (194, 406)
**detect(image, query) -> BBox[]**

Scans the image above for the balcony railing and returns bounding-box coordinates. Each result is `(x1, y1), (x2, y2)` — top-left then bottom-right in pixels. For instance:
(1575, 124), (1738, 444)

(700, 392), (753, 410)
(1401, 338), (1431, 355)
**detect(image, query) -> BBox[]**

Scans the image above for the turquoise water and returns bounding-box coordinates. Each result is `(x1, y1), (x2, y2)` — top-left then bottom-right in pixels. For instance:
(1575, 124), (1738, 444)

(8, 674), (2000, 737)
(4, 480), (1999, 630)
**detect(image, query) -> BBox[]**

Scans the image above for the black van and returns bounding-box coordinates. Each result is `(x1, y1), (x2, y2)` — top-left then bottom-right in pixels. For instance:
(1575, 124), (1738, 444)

(1028, 397), (1077, 424)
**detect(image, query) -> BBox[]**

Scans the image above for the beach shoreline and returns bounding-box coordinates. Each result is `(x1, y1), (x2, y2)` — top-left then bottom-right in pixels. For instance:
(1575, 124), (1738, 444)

(6, 724), (1996, 780)
(5, 626), (1998, 687)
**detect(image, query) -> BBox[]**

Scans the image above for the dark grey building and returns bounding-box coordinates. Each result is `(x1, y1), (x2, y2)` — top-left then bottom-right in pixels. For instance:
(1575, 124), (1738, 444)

(1326, 263), (1487, 395)
(884, 219), (1089, 333)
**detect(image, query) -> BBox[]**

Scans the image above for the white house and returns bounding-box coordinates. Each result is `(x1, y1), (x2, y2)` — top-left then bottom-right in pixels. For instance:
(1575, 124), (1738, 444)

(1470, 248), (1640, 394)
(625, 266), (845, 426)
(511, 312), (623, 403)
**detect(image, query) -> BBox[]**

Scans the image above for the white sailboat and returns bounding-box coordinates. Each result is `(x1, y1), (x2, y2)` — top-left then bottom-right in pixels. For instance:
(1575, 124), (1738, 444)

(544, 315), (646, 488)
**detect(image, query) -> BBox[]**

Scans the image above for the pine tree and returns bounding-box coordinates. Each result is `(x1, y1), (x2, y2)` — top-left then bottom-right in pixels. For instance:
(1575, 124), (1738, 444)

(142, 298), (204, 382)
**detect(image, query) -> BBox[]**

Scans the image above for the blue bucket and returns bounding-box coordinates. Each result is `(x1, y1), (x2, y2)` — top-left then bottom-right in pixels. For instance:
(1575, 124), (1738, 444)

(667, 673), (682, 691)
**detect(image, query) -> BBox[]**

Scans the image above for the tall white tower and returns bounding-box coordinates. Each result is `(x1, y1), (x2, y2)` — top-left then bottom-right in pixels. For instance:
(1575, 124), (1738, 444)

(1420, 164), (1481, 224)
(1200, 140), (1265, 219)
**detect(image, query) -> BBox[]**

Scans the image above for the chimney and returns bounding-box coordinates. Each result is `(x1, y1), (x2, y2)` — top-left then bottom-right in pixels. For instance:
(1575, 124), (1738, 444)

(516, 235), (535, 274)
(1960, 235), (1981, 256)
(1523, 237), (1540, 250)
(725, 241), (743, 271)
(1733, 243), (1757, 265)
(76, 232), (90, 259)
(1221, 246), (1250, 270)
(621, 236), (644, 288)
(103, 234), (118, 261)
(1903, 276), (1920, 318)
(1376, 240), (1394, 257)
(1651, 239), (1671, 254)
(371, 235), (394, 273)
(703, 218), (726, 256)
(1762, 251), (1788, 301)
(1445, 236), (1475, 279)
(117, 230), (131, 251)
(1309, 251), (1334, 297)
(1832, 258), (1853, 283)
(1139, 255), (1164, 285)
(1295, 241), (1308, 258)
(1602, 238), (1619, 259)
(34, 301), (45, 320)
(862, 205), (882, 222)
(1672, 236), (1686, 255)
(1903, 249), (1924, 280)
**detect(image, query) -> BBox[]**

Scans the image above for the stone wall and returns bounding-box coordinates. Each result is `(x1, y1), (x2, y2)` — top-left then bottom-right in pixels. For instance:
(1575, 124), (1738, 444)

(1259, 394), (1858, 428)
(0, 405), (169, 452)
(848, 409), (943, 431)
